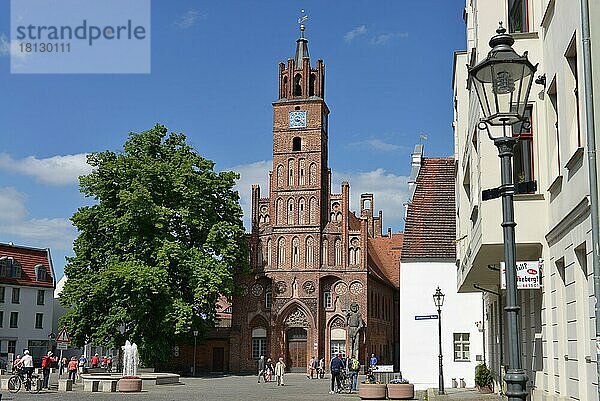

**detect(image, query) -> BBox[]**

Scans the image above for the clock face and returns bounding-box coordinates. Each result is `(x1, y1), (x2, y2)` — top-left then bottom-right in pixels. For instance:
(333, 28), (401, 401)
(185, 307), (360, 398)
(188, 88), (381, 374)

(289, 111), (307, 128)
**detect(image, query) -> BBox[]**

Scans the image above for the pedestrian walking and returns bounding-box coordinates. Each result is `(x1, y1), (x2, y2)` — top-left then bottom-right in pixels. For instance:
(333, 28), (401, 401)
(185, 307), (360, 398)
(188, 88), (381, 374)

(274, 357), (286, 386)
(68, 357), (78, 382)
(265, 358), (274, 382)
(78, 354), (87, 376)
(91, 353), (100, 368)
(329, 353), (343, 394)
(41, 351), (57, 389)
(308, 356), (316, 379)
(348, 355), (360, 392)
(318, 357), (325, 379)
(60, 356), (68, 376)
(106, 355), (113, 372)
(257, 355), (266, 383)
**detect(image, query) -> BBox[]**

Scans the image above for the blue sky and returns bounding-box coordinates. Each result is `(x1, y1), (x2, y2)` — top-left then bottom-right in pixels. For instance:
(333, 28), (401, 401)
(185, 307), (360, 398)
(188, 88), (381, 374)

(0, 0), (466, 279)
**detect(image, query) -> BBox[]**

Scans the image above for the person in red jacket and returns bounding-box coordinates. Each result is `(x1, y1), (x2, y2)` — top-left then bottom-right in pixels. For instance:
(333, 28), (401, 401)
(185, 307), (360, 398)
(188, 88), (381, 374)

(91, 353), (100, 368)
(68, 357), (78, 382)
(41, 351), (57, 389)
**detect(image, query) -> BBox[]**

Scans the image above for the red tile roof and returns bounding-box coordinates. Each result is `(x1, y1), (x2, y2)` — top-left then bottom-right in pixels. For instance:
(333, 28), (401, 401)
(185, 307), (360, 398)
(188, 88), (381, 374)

(367, 233), (403, 288)
(401, 158), (456, 260)
(0, 243), (55, 288)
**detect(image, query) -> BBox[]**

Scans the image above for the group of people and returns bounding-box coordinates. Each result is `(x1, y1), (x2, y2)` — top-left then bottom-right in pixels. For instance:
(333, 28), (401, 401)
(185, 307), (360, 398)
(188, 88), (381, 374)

(257, 356), (287, 385)
(256, 352), (379, 395)
(11, 351), (116, 389)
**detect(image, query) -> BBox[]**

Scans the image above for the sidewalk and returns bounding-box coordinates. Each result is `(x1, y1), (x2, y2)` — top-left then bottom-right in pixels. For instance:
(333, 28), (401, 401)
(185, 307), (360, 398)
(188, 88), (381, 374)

(426, 388), (505, 401)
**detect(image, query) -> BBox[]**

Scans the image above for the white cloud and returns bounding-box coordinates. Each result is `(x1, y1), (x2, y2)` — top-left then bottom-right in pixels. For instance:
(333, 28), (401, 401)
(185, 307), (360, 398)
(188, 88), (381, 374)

(175, 10), (205, 29)
(0, 187), (76, 251)
(0, 187), (28, 222)
(0, 33), (29, 62)
(349, 139), (403, 152)
(0, 153), (92, 185)
(332, 169), (409, 229)
(370, 32), (409, 45)
(344, 25), (368, 43)
(227, 160), (271, 230)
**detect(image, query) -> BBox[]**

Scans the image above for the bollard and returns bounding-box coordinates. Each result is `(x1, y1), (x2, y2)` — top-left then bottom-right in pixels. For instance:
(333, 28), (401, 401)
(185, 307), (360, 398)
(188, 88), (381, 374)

(452, 378), (458, 388)
(460, 378), (466, 388)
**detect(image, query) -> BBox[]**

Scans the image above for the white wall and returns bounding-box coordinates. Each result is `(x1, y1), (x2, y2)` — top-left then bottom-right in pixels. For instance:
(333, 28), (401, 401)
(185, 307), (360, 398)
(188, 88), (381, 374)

(400, 261), (483, 390)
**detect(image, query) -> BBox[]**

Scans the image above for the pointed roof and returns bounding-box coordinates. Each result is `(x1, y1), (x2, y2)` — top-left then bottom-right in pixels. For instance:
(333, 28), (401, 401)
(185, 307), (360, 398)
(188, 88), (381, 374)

(294, 33), (309, 68)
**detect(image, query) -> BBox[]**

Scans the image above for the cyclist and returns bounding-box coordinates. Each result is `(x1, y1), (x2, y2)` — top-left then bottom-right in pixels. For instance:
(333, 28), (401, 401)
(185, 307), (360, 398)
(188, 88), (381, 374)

(21, 350), (34, 389)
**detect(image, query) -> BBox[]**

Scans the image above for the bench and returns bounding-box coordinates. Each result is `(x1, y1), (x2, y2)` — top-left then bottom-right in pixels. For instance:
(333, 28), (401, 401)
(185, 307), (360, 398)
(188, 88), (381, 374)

(100, 379), (119, 392)
(83, 379), (99, 392)
(58, 379), (73, 392)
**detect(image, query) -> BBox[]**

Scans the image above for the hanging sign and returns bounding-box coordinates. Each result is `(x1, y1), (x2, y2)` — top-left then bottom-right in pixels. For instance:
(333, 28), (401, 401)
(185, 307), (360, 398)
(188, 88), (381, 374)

(500, 260), (542, 290)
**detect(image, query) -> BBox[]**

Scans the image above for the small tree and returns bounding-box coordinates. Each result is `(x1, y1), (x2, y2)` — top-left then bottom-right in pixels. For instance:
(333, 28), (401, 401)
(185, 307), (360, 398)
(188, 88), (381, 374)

(475, 363), (493, 389)
(59, 124), (249, 365)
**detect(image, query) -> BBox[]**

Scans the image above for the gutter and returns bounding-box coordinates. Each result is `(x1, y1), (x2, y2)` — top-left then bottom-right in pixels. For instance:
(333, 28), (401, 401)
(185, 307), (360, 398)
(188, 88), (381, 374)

(579, 1), (600, 398)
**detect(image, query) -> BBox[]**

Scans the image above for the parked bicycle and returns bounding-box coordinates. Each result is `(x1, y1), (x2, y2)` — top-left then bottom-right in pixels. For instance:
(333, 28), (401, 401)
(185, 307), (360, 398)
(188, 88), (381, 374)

(8, 370), (42, 393)
(337, 368), (352, 394)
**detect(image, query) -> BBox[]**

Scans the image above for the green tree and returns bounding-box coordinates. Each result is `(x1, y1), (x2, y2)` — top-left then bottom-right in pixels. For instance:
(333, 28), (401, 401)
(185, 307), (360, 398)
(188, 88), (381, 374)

(59, 124), (248, 364)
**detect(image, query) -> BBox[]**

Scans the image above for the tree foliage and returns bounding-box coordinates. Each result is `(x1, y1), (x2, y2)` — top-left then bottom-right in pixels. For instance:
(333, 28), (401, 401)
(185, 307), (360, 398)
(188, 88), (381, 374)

(60, 124), (248, 364)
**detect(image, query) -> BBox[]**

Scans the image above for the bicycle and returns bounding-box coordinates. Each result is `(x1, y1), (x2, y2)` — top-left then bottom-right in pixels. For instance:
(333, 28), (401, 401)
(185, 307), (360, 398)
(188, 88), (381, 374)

(337, 369), (352, 394)
(8, 370), (42, 394)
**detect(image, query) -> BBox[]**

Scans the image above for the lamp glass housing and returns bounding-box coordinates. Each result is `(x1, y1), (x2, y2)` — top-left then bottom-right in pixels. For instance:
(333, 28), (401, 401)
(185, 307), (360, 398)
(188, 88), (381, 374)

(433, 287), (445, 308)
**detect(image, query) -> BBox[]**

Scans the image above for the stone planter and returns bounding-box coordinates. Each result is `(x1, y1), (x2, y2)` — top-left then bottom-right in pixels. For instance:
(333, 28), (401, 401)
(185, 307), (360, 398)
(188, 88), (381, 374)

(118, 378), (142, 392)
(387, 383), (415, 399)
(477, 384), (493, 394)
(358, 383), (387, 399)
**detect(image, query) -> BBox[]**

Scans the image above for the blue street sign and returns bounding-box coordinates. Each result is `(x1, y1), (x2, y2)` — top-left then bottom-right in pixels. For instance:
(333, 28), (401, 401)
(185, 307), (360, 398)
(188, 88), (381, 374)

(415, 315), (439, 320)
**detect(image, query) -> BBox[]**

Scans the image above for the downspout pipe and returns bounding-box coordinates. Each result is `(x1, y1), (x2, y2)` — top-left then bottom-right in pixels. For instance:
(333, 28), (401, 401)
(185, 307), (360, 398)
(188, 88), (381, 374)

(580, 1), (600, 400)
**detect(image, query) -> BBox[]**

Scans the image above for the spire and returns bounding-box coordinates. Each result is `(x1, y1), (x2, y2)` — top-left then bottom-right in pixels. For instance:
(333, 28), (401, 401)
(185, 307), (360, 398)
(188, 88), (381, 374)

(295, 10), (309, 67)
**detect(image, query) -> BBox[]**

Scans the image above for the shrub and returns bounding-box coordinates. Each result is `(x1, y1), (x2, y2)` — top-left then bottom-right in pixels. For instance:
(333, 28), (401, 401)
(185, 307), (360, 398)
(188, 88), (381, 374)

(474, 363), (492, 387)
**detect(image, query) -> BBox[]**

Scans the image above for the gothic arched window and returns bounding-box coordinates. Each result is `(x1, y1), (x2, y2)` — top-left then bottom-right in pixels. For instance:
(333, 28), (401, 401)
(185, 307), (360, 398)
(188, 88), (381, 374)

(309, 163), (317, 186)
(277, 237), (286, 268)
(306, 236), (314, 267)
(309, 73), (316, 96)
(277, 164), (284, 187)
(309, 197), (317, 224)
(276, 198), (284, 225)
(298, 158), (306, 185)
(267, 239), (272, 266)
(293, 74), (302, 96)
(292, 237), (300, 267)
(287, 198), (295, 225)
(288, 159), (295, 186)
(334, 239), (342, 266)
(282, 76), (288, 98)
(322, 239), (329, 266)
(298, 198), (306, 225)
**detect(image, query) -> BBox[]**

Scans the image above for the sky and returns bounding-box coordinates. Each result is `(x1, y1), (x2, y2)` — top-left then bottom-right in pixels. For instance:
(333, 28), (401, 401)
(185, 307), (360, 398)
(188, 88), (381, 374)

(0, 0), (466, 280)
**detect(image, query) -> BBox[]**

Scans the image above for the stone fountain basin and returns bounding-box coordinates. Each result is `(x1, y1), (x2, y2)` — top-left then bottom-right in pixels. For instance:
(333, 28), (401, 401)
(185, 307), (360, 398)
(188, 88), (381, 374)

(80, 373), (180, 385)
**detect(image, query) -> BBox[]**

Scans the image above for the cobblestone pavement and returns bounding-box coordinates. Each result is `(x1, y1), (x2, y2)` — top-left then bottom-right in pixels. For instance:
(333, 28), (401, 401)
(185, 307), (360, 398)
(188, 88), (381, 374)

(0, 373), (426, 401)
(427, 388), (505, 401)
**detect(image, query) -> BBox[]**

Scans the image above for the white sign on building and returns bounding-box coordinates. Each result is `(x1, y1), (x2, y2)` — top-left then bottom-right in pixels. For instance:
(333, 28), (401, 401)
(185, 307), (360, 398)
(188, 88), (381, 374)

(500, 260), (542, 290)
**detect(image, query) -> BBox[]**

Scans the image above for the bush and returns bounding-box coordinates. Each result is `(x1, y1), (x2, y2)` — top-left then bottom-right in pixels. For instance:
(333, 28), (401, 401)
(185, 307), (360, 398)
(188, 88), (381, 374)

(474, 363), (492, 387)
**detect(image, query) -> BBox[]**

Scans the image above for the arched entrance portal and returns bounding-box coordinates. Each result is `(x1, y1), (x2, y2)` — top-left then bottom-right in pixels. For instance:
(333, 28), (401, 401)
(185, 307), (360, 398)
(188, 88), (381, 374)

(286, 327), (307, 372)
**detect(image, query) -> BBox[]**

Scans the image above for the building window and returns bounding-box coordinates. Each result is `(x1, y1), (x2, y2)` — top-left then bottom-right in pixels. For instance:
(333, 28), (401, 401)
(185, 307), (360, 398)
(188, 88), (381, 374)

(323, 291), (332, 309)
(293, 137), (302, 152)
(508, 0), (528, 33)
(0, 286), (4, 302)
(35, 313), (43, 329)
(0, 310), (3, 327)
(334, 239), (342, 266)
(251, 327), (267, 360)
(265, 288), (272, 309)
(35, 264), (47, 281)
(330, 340), (346, 358)
(12, 288), (20, 304)
(293, 74), (302, 96)
(37, 289), (45, 305)
(298, 198), (306, 225)
(0, 257), (22, 278)
(288, 159), (295, 186)
(322, 239), (328, 266)
(299, 159), (306, 185)
(8, 340), (16, 354)
(10, 311), (18, 328)
(277, 238), (285, 268)
(565, 35), (581, 150)
(292, 237), (300, 266)
(453, 333), (470, 361)
(512, 105), (534, 188)
(287, 198), (295, 225)
(305, 237), (314, 267)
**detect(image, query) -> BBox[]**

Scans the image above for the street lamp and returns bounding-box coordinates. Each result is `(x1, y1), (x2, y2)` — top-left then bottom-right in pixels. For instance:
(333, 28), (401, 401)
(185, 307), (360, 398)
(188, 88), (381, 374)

(433, 287), (445, 396)
(193, 330), (199, 377)
(468, 22), (538, 401)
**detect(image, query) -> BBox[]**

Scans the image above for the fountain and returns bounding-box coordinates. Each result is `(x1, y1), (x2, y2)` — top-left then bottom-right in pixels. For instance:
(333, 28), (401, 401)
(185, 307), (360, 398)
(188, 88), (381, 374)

(118, 340), (142, 392)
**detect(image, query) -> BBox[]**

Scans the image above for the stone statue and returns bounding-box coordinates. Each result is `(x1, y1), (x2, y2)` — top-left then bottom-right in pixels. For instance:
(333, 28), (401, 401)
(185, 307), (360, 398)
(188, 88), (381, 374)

(346, 302), (365, 358)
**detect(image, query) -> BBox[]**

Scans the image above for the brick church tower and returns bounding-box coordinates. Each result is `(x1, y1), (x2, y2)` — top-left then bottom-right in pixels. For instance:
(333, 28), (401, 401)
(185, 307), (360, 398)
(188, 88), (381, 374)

(229, 23), (402, 374)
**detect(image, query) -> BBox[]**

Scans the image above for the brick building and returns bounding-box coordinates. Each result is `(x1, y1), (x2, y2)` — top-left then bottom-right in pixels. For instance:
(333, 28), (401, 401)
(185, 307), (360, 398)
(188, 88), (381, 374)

(229, 27), (401, 373)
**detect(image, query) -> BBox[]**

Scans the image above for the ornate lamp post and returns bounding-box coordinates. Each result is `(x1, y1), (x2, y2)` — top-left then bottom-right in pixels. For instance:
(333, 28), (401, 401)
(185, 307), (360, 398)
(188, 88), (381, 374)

(433, 287), (445, 395)
(193, 330), (199, 377)
(468, 23), (538, 401)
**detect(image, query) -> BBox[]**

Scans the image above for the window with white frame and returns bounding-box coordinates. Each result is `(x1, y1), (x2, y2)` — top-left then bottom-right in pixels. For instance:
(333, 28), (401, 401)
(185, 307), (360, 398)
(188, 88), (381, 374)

(251, 327), (267, 360)
(323, 291), (332, 309)
(37, 290), (45, 305)
(264, 288), (272, 309)
(512, 105), (535, 190)
(453, 333), (470, 361)
(35, 313), (43, 329)
(508, 0), (529, 33)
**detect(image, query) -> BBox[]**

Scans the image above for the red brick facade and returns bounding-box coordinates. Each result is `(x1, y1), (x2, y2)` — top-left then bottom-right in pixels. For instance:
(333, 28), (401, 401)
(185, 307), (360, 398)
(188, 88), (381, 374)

(230, 32), (401, 374)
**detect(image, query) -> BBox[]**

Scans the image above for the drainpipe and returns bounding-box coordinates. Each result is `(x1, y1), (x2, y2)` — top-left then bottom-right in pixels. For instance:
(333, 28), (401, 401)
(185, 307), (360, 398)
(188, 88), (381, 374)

(580, 1), (600, 399)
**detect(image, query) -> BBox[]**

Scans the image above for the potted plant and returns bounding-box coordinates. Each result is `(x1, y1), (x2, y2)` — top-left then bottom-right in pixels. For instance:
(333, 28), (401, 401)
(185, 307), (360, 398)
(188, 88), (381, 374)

(474, 363), (493, 394)
(387, 377), (414, 400)
(358, 374), (387, 399)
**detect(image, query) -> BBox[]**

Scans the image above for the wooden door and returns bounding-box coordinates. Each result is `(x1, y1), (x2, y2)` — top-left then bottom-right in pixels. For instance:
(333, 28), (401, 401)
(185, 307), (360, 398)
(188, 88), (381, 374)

(212, 347), (224, 372)
(287, 340), (307, 372)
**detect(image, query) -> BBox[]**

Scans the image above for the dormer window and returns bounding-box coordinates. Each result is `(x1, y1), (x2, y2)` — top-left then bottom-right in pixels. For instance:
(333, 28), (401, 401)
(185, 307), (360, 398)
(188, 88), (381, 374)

(0, 256), (22, 278)
(35, 264), (47, 281)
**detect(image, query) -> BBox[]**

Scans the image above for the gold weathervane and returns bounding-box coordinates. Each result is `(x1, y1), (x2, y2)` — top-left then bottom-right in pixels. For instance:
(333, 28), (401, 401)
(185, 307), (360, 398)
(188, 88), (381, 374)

(298, 9), (308, 35)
